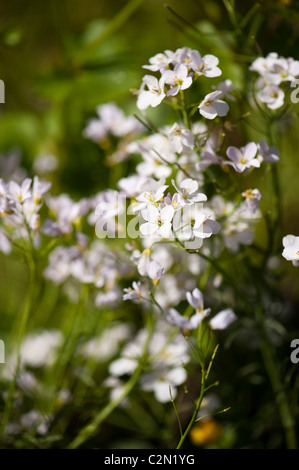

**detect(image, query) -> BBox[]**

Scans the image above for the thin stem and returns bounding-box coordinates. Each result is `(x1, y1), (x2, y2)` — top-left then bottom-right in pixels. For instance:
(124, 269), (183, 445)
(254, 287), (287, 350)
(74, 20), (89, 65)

(176, 365), (206, 449)
(180, 91), (191, 129)
(0, 251), (35, 441)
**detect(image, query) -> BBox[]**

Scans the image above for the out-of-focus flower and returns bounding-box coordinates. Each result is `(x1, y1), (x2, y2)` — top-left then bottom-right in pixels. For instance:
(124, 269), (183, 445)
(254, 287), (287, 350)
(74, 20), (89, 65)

(123, 281), (143, 300)
(147, 259), (164, 286)
(213, 79), (235, 101)
(242, 188), (262, 214)
(186, 288), (211, 317)
(209, 308), (237, 330)
(168, 123), (194, 153)
(257, 84), (285, 110)
(166, 308), (203, 335)
(190, 418), (222, 447)
(282, 235), (299, 266)
(257, 140), (279, 163)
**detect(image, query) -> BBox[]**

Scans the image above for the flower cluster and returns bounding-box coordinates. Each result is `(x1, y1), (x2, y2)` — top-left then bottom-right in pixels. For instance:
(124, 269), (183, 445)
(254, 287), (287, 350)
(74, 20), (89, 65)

(250, 52), (299, 109)
(136, 47), (230, 120)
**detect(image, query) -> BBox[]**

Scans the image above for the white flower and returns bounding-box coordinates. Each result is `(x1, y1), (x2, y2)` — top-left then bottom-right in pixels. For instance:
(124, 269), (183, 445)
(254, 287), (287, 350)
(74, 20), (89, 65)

(162, 64), (193, 96)
(83, 102), (142, 141)
(117, 175), (147, 198)
(140, 205), (174, 238)
(186, 287), (211, 316)
(134, 178), (168, 211)
(142, 50), (174, 72)
(172, 178), (207, 205)
(209, 308), (237, 330)
(242, 189), (262, 214)
(8, 178), (32, 203)
(257, 140), (279, 163)
(213, 79), (235, 101)
(257, 84), (284, 110)
(137, 75), (166, 110)
(190, 50), (222, 77)
(140, 366), (187, 403)
(198, 91), (229, 120)
(123, 281), (143, 300)
(32, 176), (51, 205)
(147, 259), (164, 286)
(166, 308), (203, 334)
(225, 142), (260, 173)
(192, 213), (221, 239)
(20, 330), (63, 368)
(282, 235), (299, 267)
(168, 123), (194, 153)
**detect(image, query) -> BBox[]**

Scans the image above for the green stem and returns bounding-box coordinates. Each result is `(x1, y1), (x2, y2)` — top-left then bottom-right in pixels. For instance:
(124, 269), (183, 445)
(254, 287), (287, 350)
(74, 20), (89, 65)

(176, 365), (206, 449)
(180, 91), (191, 129)
(0, 252), (35, 441)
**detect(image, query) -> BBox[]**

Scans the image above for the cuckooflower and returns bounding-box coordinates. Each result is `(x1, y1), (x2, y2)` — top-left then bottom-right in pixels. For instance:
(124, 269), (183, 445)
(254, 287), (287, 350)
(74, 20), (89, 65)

(225, 142), (260, 173)
(166, 308), (203, 335)
(257, 139), (279, 163)
(162, 64), (193, 96)
(209, 308), (237, 330)
(172, 178), (207, 205)
(186, 287), (211, 317)
(282, 235), (299, 267)
(123, 281), (143, 300)
(137, 75), (166, 110)
(257, 84), (284, 110)
(198, 91), (229, 120)
(140, 205), (174, 238)
(190, 50), (222, 78)
(242, 189), (262, 214)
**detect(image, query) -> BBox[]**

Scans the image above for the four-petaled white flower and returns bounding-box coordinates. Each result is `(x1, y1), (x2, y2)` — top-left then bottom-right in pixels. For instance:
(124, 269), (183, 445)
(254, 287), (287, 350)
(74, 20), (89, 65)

(225, 142), (260, 173)
(140, 205), (174, 238)
(257, 84), (285, 110)
(192, 213), (221, 239)
(142, 50), (174, 72)
(137, 75), (166, 110)
(198, 91), (229, 120)
(134, 178), (168, 212)
(162, 64), (193, 96)
(168, 123), (194, 153)
(190, 50), (222, 78)
(172, 178), (207, 205)
(282, 235), (299, 267)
